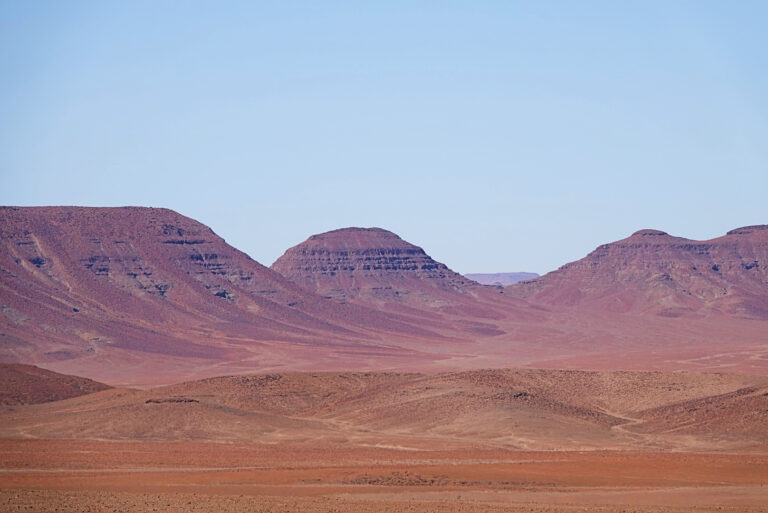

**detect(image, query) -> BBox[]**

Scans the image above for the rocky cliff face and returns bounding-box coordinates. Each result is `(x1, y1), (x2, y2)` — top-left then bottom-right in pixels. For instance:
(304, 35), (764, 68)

(271, 228), (480, 306)
(507, 226), (768, 319)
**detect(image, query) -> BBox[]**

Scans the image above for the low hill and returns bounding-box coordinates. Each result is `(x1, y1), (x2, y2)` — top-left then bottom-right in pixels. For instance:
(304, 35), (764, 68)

(2, 369), (765, 452)
(0, 363), (110, 405)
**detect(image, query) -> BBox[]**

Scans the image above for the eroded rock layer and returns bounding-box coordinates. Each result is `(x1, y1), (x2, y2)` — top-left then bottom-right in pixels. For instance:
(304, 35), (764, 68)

(0, 207), (438, 384)
(271, 228), (479, 303)
(507, 226), (768, 319)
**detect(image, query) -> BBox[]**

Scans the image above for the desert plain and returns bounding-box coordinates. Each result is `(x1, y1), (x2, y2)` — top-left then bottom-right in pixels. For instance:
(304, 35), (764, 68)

(2, 367), (768, 512)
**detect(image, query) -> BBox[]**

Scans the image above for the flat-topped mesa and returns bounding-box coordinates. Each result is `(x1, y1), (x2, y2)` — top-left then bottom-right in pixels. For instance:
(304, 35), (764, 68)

(507, 225), (768, 319)
(630, 229), (671, 238)
(292, 227), (420, 253)
(726, 225), (768, 236)
(271, 227), (480, 305)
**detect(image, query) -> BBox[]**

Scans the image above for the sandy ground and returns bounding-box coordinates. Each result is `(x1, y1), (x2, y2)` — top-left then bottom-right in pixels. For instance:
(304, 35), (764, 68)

(2, 369), (767, 511)
(1, 440), (767, 512)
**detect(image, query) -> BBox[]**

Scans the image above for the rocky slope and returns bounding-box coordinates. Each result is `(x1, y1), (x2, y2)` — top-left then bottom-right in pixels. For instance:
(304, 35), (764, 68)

(271, 228), (481, 304)
(507, 226), (768, 319)
(270, 228), (538, 331)
(268, 226), (768, 374)
(0, 208), (443, 384)
(3, 208), (768, 382)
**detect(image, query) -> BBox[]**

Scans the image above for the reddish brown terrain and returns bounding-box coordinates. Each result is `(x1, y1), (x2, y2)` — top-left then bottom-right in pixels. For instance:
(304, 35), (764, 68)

(2, 208), (768, 385)
(0, 363), (109, 405)
(271, 227), (490, 306)
(270, 227), (540, 335)
(507, 226), (768, 319)
(3, 210), (768, 511)
(1, 368), (767, 512)
(4, 440), (767, 513)
(2, 369), (767, 450)
(271, 224), (768, 375)
(0, 207), (460, 385)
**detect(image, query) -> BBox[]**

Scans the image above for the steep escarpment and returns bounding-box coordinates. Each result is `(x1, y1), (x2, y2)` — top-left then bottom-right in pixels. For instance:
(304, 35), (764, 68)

(507, 226), (768, 319)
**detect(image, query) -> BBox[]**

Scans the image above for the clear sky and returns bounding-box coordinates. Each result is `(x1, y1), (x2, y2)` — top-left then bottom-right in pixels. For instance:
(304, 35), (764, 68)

(1, 1), (766, 274)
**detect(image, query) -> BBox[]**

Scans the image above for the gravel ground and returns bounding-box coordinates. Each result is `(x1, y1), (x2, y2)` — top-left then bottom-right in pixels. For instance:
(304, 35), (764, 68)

(3, 489), (768, 513)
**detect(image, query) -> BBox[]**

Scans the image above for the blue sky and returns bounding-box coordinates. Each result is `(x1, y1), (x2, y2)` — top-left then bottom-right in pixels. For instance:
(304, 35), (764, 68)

(1, 1), (766, 274)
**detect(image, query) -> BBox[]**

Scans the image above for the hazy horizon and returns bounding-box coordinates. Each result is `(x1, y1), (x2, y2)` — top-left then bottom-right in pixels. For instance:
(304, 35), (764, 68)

(2, 1), (766, 274)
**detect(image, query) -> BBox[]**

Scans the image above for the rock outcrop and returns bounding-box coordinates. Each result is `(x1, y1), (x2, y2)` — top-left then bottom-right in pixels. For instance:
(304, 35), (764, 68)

(271, 228), (480, 305)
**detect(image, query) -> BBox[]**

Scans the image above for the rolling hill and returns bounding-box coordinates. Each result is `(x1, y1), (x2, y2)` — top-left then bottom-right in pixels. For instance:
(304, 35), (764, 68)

(1, 368), (765, 451)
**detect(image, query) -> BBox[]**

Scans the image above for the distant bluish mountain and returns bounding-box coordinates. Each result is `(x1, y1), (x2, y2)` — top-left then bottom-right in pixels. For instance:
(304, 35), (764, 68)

(465, 272), (539, 286)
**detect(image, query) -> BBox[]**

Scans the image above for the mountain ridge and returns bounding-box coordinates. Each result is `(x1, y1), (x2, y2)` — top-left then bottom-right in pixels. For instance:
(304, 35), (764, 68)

(506, 225), (768, 319)
(2, 207), (768, 383)
(0, 207), (451, 384)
